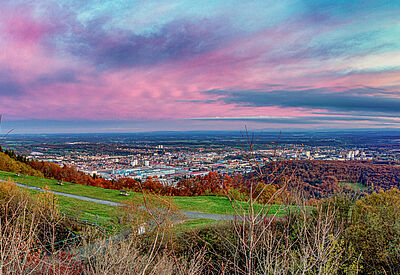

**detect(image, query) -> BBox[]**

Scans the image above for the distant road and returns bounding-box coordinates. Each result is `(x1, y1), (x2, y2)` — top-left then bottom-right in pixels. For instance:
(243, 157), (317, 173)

(0, 179), (236, 221)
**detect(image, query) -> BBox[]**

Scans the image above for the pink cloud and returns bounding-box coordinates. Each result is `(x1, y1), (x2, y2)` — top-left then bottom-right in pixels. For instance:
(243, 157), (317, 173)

(2, 13), (50, 44)
(0, 3), (399, 131)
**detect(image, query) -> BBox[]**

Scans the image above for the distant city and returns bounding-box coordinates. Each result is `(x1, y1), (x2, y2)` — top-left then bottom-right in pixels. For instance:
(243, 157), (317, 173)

(3, 131), (400, 182)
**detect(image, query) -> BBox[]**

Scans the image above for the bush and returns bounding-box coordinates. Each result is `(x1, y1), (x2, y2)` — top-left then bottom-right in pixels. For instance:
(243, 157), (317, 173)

(347, 189), (400, 274)
(226, 188), (249, 201)
(0, 181), (82, 273)
(173, 223), (239, 272)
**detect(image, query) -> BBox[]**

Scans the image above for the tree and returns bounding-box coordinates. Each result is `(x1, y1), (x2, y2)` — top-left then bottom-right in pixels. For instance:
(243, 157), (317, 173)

(253, 182), (282, 204)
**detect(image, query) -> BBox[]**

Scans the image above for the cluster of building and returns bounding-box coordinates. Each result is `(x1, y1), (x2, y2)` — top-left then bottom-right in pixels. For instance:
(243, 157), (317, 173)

(25, 141), (391, 182)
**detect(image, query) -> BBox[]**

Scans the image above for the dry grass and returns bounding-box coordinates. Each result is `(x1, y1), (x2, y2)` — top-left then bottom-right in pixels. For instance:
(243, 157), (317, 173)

(0, 180), (208, 274)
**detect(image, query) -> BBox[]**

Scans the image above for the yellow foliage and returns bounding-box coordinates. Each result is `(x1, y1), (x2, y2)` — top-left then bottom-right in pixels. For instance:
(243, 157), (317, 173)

(0, 151), (43, 177)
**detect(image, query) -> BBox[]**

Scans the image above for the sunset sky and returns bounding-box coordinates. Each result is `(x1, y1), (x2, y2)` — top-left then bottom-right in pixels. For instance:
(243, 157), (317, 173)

(0, 0), (400, 133)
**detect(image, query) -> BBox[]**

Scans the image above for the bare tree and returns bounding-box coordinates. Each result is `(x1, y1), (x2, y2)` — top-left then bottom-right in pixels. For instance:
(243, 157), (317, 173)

(209, 128), (354, 274)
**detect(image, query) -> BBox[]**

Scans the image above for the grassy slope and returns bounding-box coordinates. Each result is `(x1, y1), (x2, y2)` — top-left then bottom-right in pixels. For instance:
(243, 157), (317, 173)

(0, 152), (43, 177)
(26, 189), (225, 234)
(174, 218), (220, 232)
(25, 188), (120, 231)
(338, 181), (367, 191)
(0, 170), (288, 216)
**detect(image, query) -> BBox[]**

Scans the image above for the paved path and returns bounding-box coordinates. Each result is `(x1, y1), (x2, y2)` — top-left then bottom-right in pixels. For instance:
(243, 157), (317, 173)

(15, 182), (123, 207)
(180, 210), (235, 220)
(0, 179), (236, 221)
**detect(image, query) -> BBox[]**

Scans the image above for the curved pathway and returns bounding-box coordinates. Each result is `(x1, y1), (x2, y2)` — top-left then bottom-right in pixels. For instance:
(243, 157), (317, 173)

(1, 180), (236, 221)
(14, 182), (122, 207)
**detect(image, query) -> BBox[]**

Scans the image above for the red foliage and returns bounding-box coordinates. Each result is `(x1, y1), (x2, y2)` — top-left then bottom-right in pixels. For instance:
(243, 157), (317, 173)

(26, 159), (400, 199)
(261, 160), (400, 198)
(28, 160), (248, 196)
(173, 172), (245, 196)
(12, 244), (83, 274)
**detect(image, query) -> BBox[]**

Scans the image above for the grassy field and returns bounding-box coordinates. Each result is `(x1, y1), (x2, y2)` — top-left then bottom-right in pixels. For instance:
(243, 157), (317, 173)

(174, 218), (220, 231)
(25, 188), (224, 234)
(339, 181), (367, 191)
(0, 171), (132, 203)
(24, 188), (120, 231)
(0, 170), (288, 216)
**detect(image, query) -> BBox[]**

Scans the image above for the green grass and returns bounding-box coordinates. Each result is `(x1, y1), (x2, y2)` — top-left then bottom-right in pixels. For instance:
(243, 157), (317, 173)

(174, 218), (220, 231)
(57, 195), (119, 229)
(0, 170), (288, 216)
(0, 171), (132, 203)
(172, 195), (289, 216)
(24, 189), (120, 231)
(339, 181), (367, 191)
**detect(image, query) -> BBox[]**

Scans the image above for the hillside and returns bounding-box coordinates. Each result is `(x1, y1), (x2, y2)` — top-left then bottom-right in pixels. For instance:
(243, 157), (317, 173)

(0, 151), (43, 177)
(0, 171), (287, 216)
(262, 160), (400, 198)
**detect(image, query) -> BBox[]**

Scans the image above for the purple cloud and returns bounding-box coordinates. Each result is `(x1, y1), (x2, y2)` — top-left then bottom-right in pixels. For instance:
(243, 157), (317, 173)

(36, 69), (80, 85)
(54, 17), (236, 70)
(203, 87), (400, 114)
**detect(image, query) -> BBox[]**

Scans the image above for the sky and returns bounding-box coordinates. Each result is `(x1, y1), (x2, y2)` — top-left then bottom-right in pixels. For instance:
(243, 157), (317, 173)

(0, 0), (400, 133)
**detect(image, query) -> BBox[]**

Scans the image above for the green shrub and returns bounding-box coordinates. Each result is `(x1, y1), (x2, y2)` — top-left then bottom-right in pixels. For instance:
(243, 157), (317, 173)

(347, 189), (400, 274)
(226, 187), (249, 201)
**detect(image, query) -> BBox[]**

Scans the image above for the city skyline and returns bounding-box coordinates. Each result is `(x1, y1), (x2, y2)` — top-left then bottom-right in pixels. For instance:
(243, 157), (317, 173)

(1, 0), (400, 133)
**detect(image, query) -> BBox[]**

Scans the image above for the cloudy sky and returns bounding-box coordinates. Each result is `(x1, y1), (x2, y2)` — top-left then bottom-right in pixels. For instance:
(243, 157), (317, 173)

(0, 0), (399, 133)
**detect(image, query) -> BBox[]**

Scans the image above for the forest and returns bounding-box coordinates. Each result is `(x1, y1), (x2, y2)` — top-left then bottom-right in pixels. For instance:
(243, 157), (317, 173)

(261, 160), (400, 198)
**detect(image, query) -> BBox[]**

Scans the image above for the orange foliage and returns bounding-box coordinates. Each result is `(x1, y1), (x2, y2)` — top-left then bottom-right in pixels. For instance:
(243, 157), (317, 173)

(29, 161), (250, 197)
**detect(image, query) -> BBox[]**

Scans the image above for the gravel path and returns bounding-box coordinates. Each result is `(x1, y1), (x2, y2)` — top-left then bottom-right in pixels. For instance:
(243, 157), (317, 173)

(1, 179), (236, 221)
